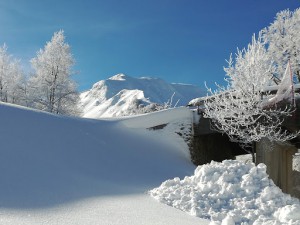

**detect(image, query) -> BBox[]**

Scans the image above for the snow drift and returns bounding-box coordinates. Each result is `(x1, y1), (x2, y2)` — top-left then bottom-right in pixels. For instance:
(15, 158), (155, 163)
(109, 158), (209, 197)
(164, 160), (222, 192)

(150, 160), (300, 225)
(2, 101), (299, 225)
(79, 73), (205, 118)
(0, 102), (208, 225)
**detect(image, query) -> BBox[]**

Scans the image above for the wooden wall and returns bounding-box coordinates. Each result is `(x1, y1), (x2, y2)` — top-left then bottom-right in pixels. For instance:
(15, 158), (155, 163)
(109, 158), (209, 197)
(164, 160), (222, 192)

(256, 139), (299, 198)
(190, 114), (247, 165)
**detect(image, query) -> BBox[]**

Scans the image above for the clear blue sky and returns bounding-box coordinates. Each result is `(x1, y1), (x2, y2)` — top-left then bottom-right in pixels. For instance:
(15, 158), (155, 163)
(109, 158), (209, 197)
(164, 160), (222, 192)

(0, 0), (299, 91)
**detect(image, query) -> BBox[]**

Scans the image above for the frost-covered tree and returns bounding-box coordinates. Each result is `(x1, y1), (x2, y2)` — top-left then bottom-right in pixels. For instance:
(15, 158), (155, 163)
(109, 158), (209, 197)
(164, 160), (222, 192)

(263, 8), (300, 82)
(204, 34), (298, 161)
(6, 60), (27, 105)
(131, 92), (179, 115)
(0, 44), (26, 105)
(29, 30), (80, 115)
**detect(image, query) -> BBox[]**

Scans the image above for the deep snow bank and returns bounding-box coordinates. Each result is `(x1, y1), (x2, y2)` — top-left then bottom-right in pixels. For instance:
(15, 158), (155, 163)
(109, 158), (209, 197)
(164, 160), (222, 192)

(150, 160), (300, 225)
(0, 103), (194, 208)
(0, 102), (209, 225)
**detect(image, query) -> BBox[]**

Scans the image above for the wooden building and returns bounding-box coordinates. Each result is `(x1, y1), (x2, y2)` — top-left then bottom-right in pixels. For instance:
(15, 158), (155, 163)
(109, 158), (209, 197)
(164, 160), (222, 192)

(256, 100), (300, 198)
(190, 109), (247, 165)
(188, 93), (300, 199)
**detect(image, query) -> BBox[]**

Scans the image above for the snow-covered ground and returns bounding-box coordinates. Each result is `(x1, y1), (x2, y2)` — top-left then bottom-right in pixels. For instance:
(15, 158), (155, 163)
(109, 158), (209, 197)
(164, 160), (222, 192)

(1, 102), (299, 225)
(0, 103), (208, 225)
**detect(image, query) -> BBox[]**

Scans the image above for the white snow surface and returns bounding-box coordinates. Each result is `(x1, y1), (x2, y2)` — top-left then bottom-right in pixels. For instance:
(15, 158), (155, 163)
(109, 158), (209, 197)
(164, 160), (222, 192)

(150, 160), (300, 225)
(0, 102), (208, 225)
(79, 73), (205, 118)
(120, 106), (192, 129)
(2, 102), (299, 225)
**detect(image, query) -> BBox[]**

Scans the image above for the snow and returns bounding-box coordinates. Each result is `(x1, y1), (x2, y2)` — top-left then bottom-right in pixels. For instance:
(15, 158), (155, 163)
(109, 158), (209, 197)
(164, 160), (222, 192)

(82, 89), (148, 118)
(263, 83), (300, 92)
(188, 83), (300, 107)
(150, 160), (300, 225)
(109, 73), (127, 80)
(0, 102), (208, 225)
(79, 73), (205, 118)
(221, 215), (235, 225)
(120, 106), (192, 129)
(1, 100), (299, 225)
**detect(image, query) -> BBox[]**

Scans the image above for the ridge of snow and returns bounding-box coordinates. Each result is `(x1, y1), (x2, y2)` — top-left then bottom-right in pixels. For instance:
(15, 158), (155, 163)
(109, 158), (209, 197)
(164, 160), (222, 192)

(0, 102), (209, 225)
(119, 106), (192, 129)
(79, 74), (205, 118)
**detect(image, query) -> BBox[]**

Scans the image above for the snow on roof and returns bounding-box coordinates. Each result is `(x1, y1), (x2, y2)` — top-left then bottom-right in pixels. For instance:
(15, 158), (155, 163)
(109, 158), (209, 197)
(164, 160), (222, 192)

(188, 84), (300, 107)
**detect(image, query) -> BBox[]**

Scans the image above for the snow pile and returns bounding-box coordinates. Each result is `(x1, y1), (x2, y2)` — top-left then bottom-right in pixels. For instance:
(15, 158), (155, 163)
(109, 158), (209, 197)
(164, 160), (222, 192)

(80, 73), (205, 118)
(150, 160), (300, 225)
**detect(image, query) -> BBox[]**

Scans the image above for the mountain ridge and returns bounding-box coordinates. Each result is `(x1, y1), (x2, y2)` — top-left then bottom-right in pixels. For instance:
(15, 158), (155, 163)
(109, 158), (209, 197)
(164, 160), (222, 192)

(79, 74), (205, 118)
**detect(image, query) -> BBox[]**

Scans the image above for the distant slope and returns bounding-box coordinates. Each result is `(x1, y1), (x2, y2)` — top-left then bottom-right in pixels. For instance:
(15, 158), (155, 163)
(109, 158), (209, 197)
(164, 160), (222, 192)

(79, 74), (205, 118)
(0, 102), (208, 225)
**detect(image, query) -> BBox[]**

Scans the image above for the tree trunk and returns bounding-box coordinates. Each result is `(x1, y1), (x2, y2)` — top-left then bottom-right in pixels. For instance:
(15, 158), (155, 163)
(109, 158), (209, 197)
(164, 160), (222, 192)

(49, 66), (59, 113)
(251, 142), (256, 163)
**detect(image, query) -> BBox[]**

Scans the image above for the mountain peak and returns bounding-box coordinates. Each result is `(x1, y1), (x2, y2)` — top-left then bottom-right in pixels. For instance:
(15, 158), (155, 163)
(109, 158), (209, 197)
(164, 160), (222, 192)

(80, 75), (205, 118)
(109, 73), (127, 81)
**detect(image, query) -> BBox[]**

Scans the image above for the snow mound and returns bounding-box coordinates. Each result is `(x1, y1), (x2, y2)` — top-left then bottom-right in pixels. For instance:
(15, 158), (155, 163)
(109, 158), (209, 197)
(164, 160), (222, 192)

(0, 102), (209, 225)
(149, 160), (300, 225)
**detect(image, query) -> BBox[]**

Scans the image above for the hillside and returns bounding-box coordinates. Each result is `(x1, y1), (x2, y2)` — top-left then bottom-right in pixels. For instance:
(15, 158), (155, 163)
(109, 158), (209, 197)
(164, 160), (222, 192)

(79, 74), (205, 118)
(0, 103), (208, 225)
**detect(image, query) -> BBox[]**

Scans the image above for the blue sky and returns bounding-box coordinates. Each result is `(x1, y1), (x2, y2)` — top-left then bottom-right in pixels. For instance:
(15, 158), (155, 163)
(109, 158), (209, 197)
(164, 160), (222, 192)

(0, 0), (299, 91)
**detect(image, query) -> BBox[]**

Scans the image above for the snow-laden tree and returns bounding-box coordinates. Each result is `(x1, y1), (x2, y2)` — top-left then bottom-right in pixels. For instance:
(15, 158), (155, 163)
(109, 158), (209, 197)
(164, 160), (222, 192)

(204, 34), (298, 161)
(29, 30), (80, 116)
(6, 60), (27, 105)
(0, 44), (26, 105)
(262, 8), (300, 82)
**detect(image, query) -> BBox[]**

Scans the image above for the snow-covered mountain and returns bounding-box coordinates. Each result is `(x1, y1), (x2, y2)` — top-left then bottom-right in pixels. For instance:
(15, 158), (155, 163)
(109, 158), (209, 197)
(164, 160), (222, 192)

(79, 73), (205, 118)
